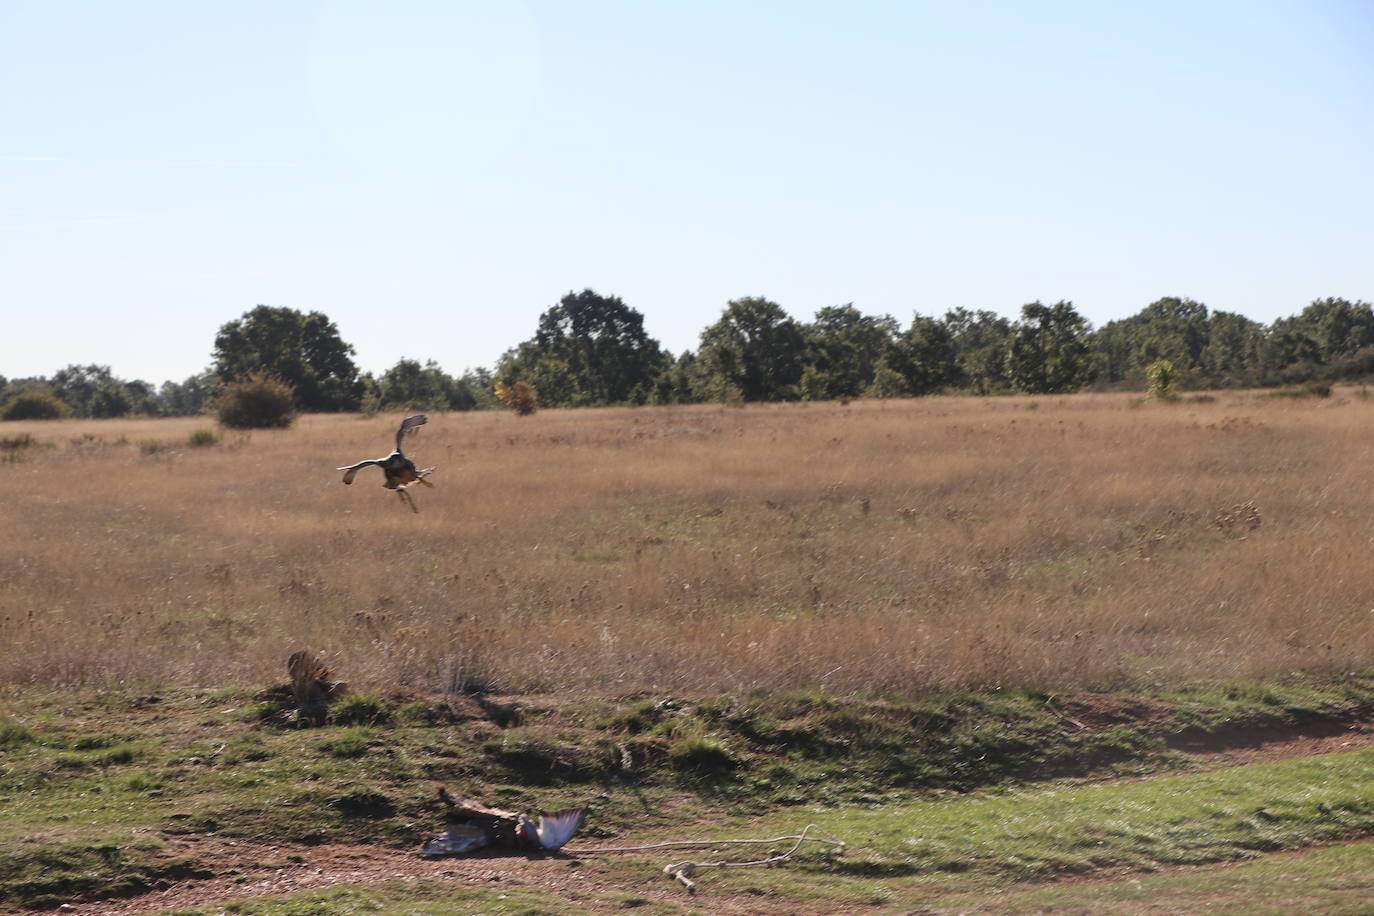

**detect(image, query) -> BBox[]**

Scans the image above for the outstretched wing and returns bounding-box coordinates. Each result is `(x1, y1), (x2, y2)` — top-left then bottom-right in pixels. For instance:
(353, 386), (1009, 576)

(336, 460), (380, 484)
(530, 808), (588, 850)
(396, 414), (428, 452)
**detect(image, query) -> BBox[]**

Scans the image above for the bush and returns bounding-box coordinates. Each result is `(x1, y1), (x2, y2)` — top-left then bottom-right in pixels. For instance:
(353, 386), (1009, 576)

(215, 374), (297, 429)
(187, 428), (220, 447)
(1145, 360), (1178, 401)
(494, 380), (537, 416)
(1267, 381), (1333, 400)
(0, 390), (71, 420)
(1304, 379), (1333, 398)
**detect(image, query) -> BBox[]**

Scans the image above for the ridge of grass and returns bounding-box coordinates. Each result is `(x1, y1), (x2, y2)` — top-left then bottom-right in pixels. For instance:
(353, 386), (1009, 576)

(0, 674), (1371, 909)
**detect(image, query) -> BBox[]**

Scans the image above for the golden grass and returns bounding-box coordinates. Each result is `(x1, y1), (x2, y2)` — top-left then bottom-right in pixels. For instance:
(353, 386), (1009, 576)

(2, 392), (1372, 695)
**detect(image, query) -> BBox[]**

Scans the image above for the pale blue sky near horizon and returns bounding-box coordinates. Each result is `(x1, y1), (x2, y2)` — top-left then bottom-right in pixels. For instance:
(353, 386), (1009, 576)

(2, 0), (1371, 385)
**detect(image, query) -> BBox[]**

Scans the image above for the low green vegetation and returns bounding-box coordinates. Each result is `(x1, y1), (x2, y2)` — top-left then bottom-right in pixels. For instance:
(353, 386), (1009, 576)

(0, 675), (1371, 911)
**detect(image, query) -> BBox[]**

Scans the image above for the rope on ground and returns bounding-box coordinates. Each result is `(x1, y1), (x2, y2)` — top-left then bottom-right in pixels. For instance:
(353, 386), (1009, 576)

(565, 824), (846, 894)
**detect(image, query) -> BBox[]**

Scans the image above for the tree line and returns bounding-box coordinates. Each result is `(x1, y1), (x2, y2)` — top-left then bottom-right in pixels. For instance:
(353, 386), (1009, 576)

(3, 292), (1372, 419)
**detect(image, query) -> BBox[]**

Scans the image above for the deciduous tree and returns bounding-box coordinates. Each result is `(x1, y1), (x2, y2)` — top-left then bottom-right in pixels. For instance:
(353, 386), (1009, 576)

(698, 297), (805, 402)
(499, 290), (669, 407)
(1007, 301), (1092, 394)
(212, 306), (361, 411)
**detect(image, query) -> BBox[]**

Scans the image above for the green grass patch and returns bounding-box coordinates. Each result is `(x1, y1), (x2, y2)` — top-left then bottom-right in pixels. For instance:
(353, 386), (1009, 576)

(0, 838), (210, 910)
(328, 694), (395, 727)
(940, 839), (1374, 914)
(140, 880), (585, 915)
(53, 742), (144, 768)
(318, 727), (373, 759)
(0, 679), (1372, 910)
(778, 746), (1374, 881)
(0, 716), (35, 748)
(187, 428), (220, 447)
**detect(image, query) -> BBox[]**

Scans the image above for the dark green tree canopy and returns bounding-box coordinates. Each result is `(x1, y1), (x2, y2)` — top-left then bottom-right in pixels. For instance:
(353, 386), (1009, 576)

(1007, 301), (1093, 394)
(1264, 298), (1374, 372)
(1094, 297), (1210, 384)
(801, 305), (898, 399)
(499, 290), (669, 407)
(1198, 310), (1263, 383)
(375, 358), (480, 412)
(887, 314), (960, 396)
(212, 306), (361, 411)
(943, 308), (1012, 393)
(698, 297), (806, 402)
(47, 364), (163, 418)
(158, 370), (218, 417)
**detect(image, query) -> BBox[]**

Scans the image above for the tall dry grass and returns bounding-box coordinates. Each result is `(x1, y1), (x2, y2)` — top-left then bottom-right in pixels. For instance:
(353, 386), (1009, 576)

(1, 393), (1372, 696)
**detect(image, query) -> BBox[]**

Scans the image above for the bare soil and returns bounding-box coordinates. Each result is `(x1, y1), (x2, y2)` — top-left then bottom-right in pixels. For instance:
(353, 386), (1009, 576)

(61, 838), (812, 916)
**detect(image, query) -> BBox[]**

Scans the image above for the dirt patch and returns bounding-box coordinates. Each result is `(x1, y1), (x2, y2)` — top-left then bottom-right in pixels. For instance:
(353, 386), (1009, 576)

(1170, 718), (1374, 766)
(52, 839), (810, 916)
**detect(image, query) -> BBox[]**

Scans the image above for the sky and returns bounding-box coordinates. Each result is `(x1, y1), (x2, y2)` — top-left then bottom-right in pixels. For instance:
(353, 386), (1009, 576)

(2, 0), (1372, 385)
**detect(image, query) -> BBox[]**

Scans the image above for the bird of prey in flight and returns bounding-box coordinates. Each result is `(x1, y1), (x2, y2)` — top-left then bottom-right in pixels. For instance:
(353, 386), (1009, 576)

(336, 414), (436, 513)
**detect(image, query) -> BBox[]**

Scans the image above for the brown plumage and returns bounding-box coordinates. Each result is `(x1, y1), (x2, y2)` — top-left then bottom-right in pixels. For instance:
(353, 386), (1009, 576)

(427, 784), (588, 853)
(336, 414), (436, 512)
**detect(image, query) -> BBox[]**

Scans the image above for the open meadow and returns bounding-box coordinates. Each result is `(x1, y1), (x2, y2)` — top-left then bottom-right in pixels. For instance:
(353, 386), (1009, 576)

(5, 393), (1374, 913)
(2, 391), (1373, 694)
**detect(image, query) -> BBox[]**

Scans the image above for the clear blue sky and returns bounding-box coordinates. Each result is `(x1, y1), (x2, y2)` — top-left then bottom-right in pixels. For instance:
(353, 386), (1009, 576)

(3, 0), (1371, 385)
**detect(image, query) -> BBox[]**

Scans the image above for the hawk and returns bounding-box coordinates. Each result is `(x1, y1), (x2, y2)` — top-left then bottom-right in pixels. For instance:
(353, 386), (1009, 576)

(336, 414), (436, 513)
(420, 785), (588, 855)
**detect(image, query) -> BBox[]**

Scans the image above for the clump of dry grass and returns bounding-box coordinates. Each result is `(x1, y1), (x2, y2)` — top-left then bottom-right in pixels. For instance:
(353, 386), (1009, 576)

(2, 392), (1372, 696)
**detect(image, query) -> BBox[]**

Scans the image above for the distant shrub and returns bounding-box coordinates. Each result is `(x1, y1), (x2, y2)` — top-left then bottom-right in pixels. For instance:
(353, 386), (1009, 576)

(1145, 360), (1179, 401)
(215, 374), (297, 429)
(139, 440), (164, 455)
(0, 390), (71, 421)
(187, 428), (220, 447)
(1267, 381), (1333, 400)
(494, 380), (537, 416)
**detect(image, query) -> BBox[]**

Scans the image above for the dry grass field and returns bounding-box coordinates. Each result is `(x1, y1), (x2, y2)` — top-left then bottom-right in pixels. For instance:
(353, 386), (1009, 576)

(2, 392), (1372, 695)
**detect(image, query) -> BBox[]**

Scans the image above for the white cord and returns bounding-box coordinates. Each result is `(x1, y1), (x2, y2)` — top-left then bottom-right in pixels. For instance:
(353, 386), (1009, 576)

(565, 824), (846, 894)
